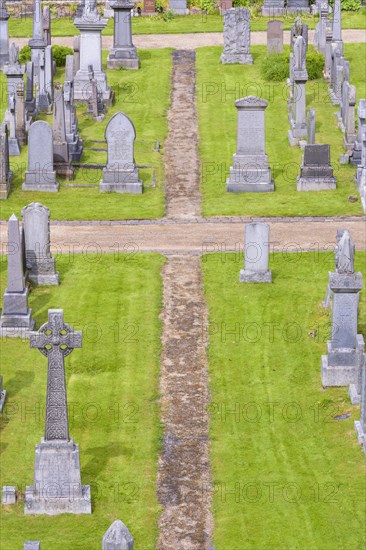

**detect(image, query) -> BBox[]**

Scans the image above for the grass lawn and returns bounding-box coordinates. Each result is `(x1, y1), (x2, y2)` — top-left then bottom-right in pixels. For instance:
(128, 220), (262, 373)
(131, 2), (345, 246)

(0, 48), (172, 221)
(203, 250), (366, 549)
(7, 10), (366, 37)
(197, 43), (366, 217)
(0, 253), (165, 549)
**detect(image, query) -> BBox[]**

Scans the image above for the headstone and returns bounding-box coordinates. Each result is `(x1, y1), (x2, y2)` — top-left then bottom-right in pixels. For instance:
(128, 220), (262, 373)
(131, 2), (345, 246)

(355, 100), (366, 212)
(314, 0), (329, 55)
(267, 20), (283, 55)
(64, 55), (83, 161)
(0, 0), (10, 69)
(29, 0), (50, 113)
(73, 35), (80, 76)
(3, 43), (26, 155)
(307, 108), (316, 144)
(143, 0), (156, 14)
(288, 36), (308, 146)
(321, 230), (364, 391)
(262, 0), (285, 16)
(25, 309), (91, 515)
(169, 0), (188, 14)
(2, 486), (16, 505)
(240, 223), (272, 283)
(0, 123), (13, 200)
(21, 203), (59, 286)
(24, 543), (41, 550)
(290, 16), (308, 51)
(226, 97), (274, 193)
(351, 99), (365, 167)
(220, 8), (253, 65)
(342, 83), (357, 157)
(287, 0), (310, 14)
(25, 61), (36, 114)
(219, 0), (232, 15)
(86, 64), (105, 121)
(102, 520), (134, 550)
(100, 112), (142, 193)
(43, 5), (51, 46)
(354, 356), (366, 455)
(323, 19), (333, 80)
(107, 1), (139, 70)
(22, 121), (59, 192)
(332, 0), (342, 43)
(73, 0), (112, 103)
(297, 144), (336, 190)
(0, 376), (6, 413)
(44, 44), (53, 103)
(322, 228), (344, 308)
(53, 83), (74, 179)
(0, 214), (35, 337)
(15, 81), (27, 146)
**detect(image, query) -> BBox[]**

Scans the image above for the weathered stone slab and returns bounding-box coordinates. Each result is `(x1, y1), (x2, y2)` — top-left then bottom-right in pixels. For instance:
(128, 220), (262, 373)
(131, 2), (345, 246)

(240, 223), (272, 283)
(24, 543), (41, 550)
(100, 112), (142, 193)
(307, 108), (316, 144)
(0, 122), (13, 199)
(0, 0), (10, 69)
(22, 121), (58, 192)
(0, 375), (6, 412)
(262, 0), (285, 16)
(221, 8), (253, 65)
(267, 20), (283, 54)
(2, 486), (16, 505)
(297, 144), (336, 190)
(102, 520), (134, 549)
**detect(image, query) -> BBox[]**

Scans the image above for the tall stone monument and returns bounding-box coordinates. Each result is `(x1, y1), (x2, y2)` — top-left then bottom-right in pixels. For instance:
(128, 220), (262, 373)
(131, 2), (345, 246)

(0, 375), (6, 413)
(0, 214), (35, 337)
(321, 230), (364, 396)
(288, 35), (308, 146)
(23, 121), (59, 192)
(100, 111), (142, 193)
(226, 97), (274, 193)
(107, 1), (139, 70)
(25, 61), (36, 114)
(64, 55), (83, 161)
(25, 309), (91, 515)
(43, 5), (51, 46)
(297, 144), (336, 191)
(240, 223), (272, 283)
(314, 0), (329, 55)
(220, 8), (253, 65)
(0, 122), (12, 199)
(3, 43), (25, 155)
(29, 0), (50, 112)
(0, 0), (10, 69)
(73, 0), (112, 102)
(102, 520), (134, 549)
(53, 83), (74, 179)
(21, 203), (59, 286)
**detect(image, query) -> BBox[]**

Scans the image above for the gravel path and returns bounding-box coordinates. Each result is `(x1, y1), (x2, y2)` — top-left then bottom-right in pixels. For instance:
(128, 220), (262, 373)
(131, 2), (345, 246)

(11, 28), (366, 50)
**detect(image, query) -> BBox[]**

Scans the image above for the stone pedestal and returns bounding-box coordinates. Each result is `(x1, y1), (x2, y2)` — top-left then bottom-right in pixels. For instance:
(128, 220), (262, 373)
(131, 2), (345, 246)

(240, 223), (272, 283)
(25, 438), (91, 515)
(74, 10), (112, 102)
(227, 97), (274, 193)
(221, 8), (253, 65)
(0, 1), (10, 69)
(107, 1), (139, 70)
(297, 144), (336, 190)
(169, 0), (188, 14)
(321, 272), (363, 388)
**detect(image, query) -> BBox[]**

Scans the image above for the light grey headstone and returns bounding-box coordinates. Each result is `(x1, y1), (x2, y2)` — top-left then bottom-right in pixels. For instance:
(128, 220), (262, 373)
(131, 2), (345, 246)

(43, 5), (51, 45)
(0, 215), (35, 337)
(102, 520), (134, 549)
(227, 97), (274, 193)
(307, 109), (316, 144)
(297, 144), (336, 190)
(100, 112), (142, 193)
(267, 20), (283, 54)
(332, 0), (342, 42)
(21, 203), (59, 286)
(25, 310), (91, 515)
(53, 83), (73, 178)
(23, 121), (58, 192)
(0, 0), (10, 69)
(220, 8), (253, 65)
(288, 36), (308, 146)
(107, 1), (139, 70)
(240, 223), (272, 283)
(24, 542), (41, 550)
(262, 0), (285, 16)
(0, 123), (13, 200)
(2, 486), (16, 505)
(355, 99), (366, 209)
(169, 0), (188, 14)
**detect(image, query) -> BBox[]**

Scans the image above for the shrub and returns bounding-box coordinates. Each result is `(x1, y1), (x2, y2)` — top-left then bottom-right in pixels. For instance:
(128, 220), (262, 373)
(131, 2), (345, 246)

(306, 50), (324, 80)
(19, 45), (31, 64)
(261, 54), (289, 81)
(52, 45), (74, 67)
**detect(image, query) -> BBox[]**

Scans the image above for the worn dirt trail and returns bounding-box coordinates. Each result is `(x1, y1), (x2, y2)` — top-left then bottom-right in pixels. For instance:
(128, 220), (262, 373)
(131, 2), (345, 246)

(158, 256), (213, 550)
(163, 50), (201, 219)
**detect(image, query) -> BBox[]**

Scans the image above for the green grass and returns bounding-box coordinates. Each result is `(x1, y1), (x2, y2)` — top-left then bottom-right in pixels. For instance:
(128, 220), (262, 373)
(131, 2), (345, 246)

(203, 250), (366, 549)
(0, 253), (165, 549)
(0, 48), (172, 221)
(7, 10), (366, 37)
(197, 44), (366, 217)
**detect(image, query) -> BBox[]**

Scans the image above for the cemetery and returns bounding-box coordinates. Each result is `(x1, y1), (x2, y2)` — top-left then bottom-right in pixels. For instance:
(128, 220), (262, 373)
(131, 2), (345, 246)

(0, 0), (365, 548)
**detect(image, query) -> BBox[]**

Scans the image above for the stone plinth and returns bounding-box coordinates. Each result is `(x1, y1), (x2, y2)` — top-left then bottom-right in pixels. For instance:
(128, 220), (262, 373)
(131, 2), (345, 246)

(221, 8), (253, 65)
(107, 1), (139, 70)
(227, 97), (274, 193)
(240, 223), (272, 283)
(297, 144), (336, 190)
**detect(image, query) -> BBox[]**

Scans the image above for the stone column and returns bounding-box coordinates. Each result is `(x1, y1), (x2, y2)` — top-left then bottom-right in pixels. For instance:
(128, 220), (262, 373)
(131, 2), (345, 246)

(288, 35), (308, 146)
(53, 83), (73, 179)
(102, 520), (134, 549)
(73, 0), (112, 102)
(25, 61), (36, 114)
(0, 123), (13, 199)
(0, 0), (10, 69)
(226, 96), (274, 193)
(107, 1), (139, 70)
(323, 20), (332, 80)
(16, 82), (26, 145)
(64, 55), (83, 161)
(0, 214), (35, 337)
(29, 0), (50, 112)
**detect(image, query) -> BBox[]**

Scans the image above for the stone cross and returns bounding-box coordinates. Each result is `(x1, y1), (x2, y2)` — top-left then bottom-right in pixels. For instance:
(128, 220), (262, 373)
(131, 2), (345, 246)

(102, 520), (134, 550)
(30, 310), (82, 441)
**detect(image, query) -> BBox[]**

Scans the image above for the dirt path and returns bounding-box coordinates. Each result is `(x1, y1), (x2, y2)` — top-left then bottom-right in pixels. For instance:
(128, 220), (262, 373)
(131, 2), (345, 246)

(164, 50), (201, 219)
(11, 29), (366, 50)
(158, 256), (213, 550)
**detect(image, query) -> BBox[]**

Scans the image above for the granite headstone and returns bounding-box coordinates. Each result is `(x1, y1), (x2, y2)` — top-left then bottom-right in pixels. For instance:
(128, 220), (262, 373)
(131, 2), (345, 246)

(23, 121), (58, 192)
(240, 223), (272, 283)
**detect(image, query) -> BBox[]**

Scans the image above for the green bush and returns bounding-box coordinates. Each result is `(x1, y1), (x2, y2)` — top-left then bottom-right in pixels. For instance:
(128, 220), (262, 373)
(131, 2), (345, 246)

(52, 45), (73, 67)
(261, 54), (289, 81)
(306, 50), (324, 80)
(330, 0), (361, 11)
(19, 45), (31, 64)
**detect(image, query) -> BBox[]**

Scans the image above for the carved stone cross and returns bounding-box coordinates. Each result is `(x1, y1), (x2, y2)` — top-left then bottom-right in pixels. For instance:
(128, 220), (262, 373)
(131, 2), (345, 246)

(30, 309), (82, 441)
